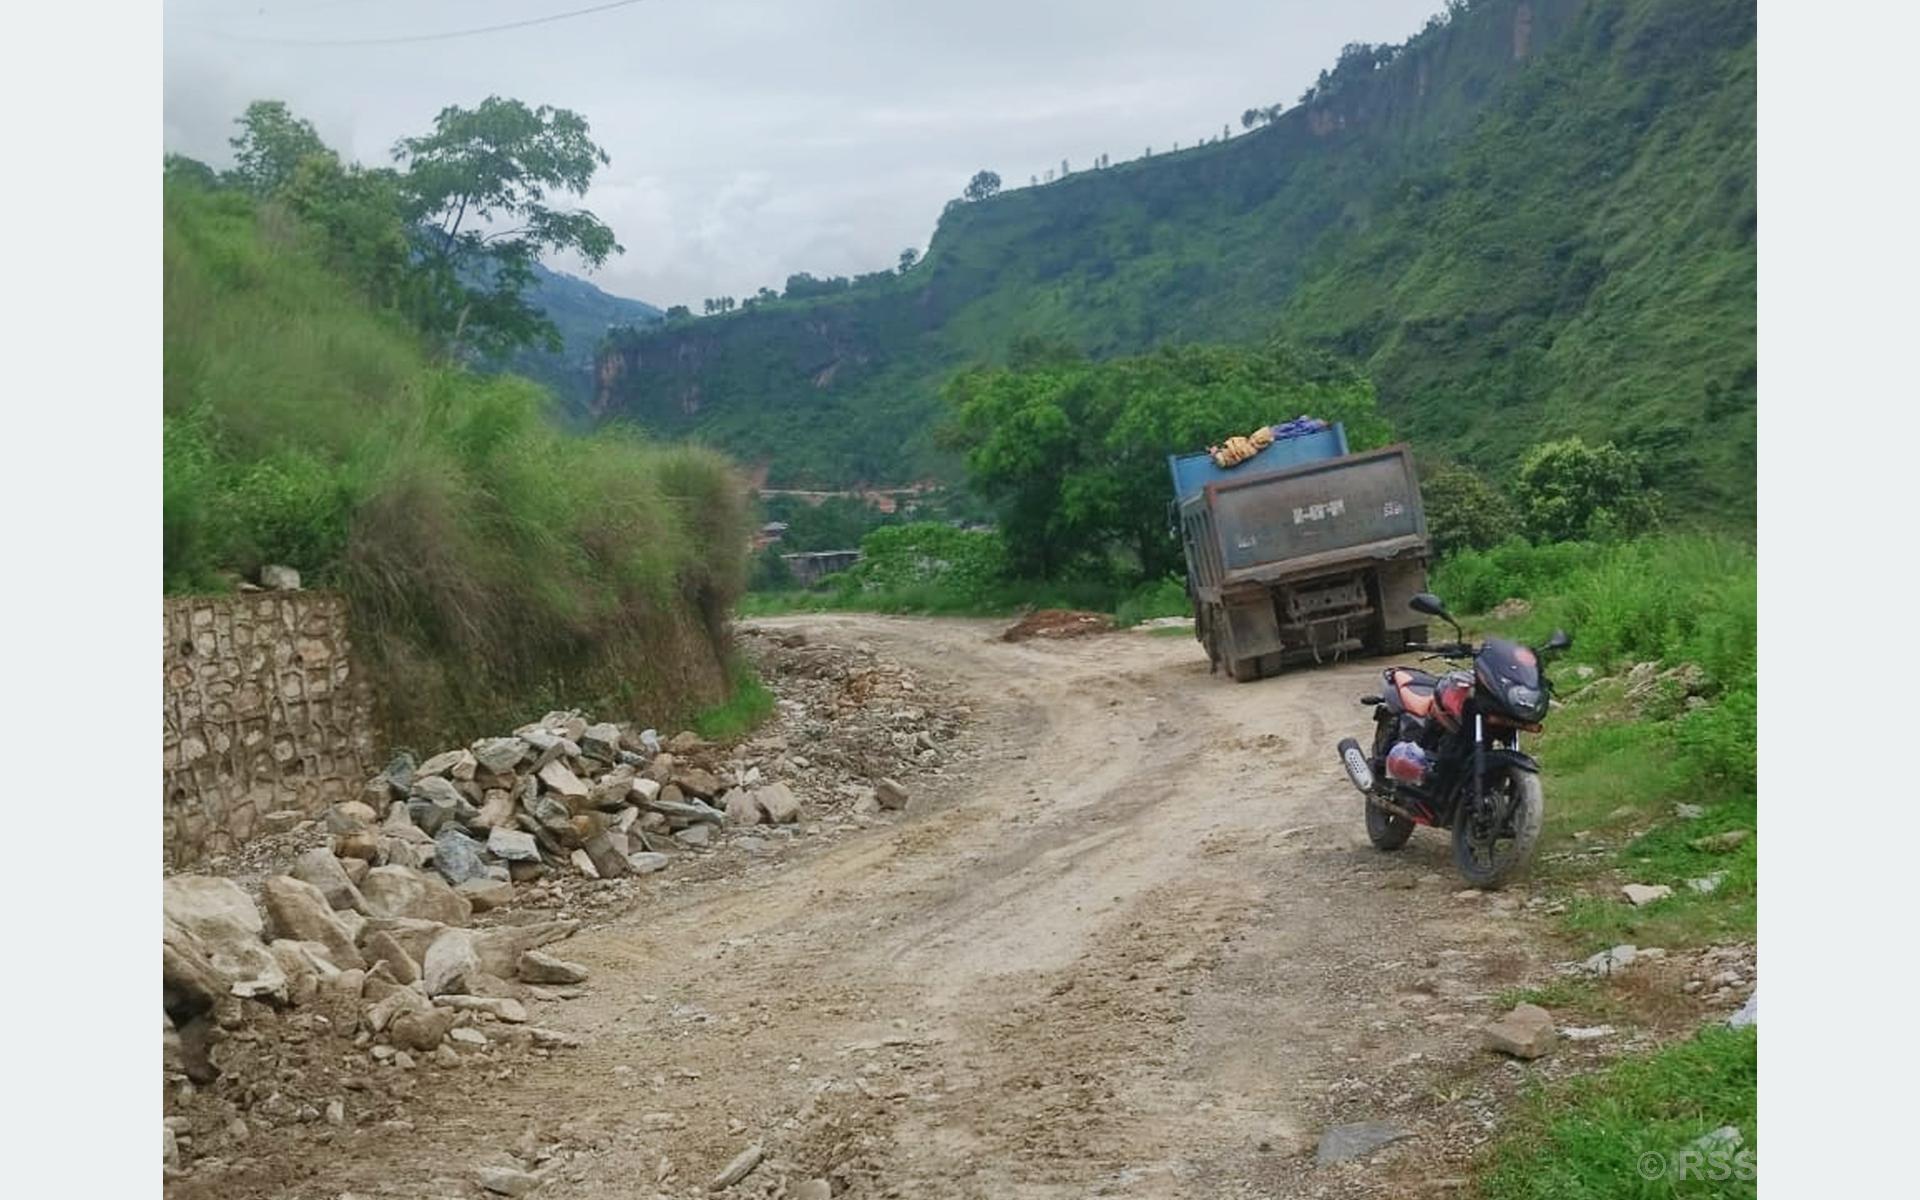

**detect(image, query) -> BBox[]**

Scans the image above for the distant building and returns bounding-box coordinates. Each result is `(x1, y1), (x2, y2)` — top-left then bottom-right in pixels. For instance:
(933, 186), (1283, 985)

(751, 521), (790, 552)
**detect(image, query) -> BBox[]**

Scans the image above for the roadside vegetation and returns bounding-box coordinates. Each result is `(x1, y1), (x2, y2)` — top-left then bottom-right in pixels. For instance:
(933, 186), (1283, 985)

(1426, 533), (1755, 1198)
(1433, 533), (1756, 951)
(1477, 1025), (1757, 1200)
(164, 102), (754, 748)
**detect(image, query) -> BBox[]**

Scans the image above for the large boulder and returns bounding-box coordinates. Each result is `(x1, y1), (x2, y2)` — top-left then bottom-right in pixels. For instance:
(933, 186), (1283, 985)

(581, 832), (629, 879)
(472, 920), (579, 979)
(517, 949), (589, 985)
(580, 723), (623, 763)
(326, 800), (378, 835)
(432, 828), (490, 886)
(389, 1007), (458, 1052)
(457, 877), (515, 913)
(474, 737), (530, 774)
(588, 766), (636, 812)
(415, 749), (473, 780)
(1481, 1003), (1557, 1059)
(755, 783), (802, 825)
(673, 767), (723, 800)
(262, 876), (366, 971)
(537, 760), (590, 803)
(359, 865), (472, 926)
(725, 792), (764, 827)
(290, 848), (365, 913)
(163, 875), (285, 1002)
(363, 929), (422, 984)
(422, 929), (481, 997)
(488, 828), (540, 862)
(268, 939), (342, 1004)
(409, 776), (465, 834)
(474, 789), (517, 830)
(162, 935), (227, 1027)
(874, 778), (910, 811)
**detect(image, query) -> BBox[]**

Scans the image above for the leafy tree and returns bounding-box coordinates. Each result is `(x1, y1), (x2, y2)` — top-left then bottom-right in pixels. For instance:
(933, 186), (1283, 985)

(784, 272), (850, 299)
(897, 247), (919, 274)
(963, 170), (1002, 202)
(227, 100), (335, 196)
(945, 341), (1390, 579)
(748, 546), (797, 591)
(1512, 438), (1662, 542)
(165, 153), (219, 190)
(1422, 466), (1517, 557)
(664, 304), (691, 321)
(392, 96), (622, 359)
(279, 156), (412, 308)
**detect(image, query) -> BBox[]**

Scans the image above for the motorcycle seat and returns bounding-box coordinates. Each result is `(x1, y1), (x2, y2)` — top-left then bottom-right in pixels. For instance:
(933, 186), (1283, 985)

(1389, 668), (1438, 718)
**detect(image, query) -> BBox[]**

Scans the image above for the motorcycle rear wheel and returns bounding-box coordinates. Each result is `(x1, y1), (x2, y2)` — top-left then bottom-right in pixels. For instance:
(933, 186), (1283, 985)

(1365, 800), (1414, 851)
(1452, 768), (1543, 890)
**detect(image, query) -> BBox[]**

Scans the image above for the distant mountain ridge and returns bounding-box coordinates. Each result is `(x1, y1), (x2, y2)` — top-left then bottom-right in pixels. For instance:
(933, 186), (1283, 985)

(494, 262), (662, 407)
(591, 0), (1754, 522)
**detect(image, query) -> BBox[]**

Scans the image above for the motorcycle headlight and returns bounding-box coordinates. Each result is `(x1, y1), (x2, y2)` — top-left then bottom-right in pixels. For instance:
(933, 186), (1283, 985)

(1505, 684), (1544, 718)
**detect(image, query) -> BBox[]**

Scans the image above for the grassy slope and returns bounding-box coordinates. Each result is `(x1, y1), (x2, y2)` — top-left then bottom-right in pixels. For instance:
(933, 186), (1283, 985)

(596, 0), (1753, 521)
(164, 182), (752, 748)
(1425, 535), (1756, 1198)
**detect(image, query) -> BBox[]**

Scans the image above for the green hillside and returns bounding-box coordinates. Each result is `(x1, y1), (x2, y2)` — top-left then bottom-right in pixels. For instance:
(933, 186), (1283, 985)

(164, 179), (749, 747)
(594, 0), (1753, 520)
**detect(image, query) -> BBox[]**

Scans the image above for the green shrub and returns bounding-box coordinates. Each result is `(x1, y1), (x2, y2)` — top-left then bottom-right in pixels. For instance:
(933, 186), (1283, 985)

(1513, 437), (1662, 544)
(840, 523), (1010, 606)
(1421, 465), (1517, 557)
(1432, 534), (1755, 689)
(1114, 575), (1190, 627)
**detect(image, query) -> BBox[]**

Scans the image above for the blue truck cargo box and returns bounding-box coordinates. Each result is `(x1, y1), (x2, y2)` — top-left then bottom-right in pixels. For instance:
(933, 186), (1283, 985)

(1166, 423), (1349, 503)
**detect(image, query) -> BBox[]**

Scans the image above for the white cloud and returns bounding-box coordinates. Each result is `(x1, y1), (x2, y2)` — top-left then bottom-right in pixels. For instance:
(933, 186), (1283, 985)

(164, 0), (1445, 308)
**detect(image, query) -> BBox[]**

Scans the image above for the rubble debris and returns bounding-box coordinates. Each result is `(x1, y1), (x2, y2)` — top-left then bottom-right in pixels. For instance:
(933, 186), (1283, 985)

(1001, 609), (1114, 642)
(161, 628), (968, 1176)
(1480, 1003), (1557, 1059)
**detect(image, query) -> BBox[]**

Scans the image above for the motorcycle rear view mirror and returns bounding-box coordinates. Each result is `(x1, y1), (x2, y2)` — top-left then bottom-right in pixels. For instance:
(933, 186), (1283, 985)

(1410, 591), (1465, 640)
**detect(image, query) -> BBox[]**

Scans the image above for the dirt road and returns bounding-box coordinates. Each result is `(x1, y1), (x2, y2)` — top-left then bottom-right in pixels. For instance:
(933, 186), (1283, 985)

(237, 615), (1558, 1198)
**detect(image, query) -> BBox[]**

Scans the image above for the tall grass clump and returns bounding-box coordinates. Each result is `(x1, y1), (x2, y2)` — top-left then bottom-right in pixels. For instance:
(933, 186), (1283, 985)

(1432, 534), (1755, 693)
(164, 181), (753, 747)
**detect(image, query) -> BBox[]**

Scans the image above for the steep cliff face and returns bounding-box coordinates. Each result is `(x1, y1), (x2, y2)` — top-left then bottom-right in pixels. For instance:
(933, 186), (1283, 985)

(595, 0), (1753, 516)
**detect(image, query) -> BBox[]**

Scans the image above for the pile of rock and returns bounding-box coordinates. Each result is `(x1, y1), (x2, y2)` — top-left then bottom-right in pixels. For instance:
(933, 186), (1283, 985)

(163, 864), (585, 1079)
(334, 710), (815, 893)
(163, 857), (592, 1174)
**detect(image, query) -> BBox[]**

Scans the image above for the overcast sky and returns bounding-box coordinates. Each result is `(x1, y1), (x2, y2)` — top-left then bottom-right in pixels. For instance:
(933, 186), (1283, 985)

(165, 0), (1444, 308)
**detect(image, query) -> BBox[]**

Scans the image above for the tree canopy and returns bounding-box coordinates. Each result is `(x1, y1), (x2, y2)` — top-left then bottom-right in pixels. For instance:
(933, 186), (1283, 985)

(392, 96), (622, 358)
(196, 96), (625, 365)
(963, 170), (1003, 202)
(944, 341), (1390, 578)
(227, 101), (334, 197)
(1512, 438), (1662, 542)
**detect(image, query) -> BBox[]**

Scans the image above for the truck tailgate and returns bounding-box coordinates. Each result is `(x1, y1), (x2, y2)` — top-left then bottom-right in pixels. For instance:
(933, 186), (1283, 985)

(1208, 446), (1426, 575)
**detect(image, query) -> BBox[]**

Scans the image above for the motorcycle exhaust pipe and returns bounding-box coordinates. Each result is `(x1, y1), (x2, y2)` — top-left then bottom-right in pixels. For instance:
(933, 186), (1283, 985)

(1336, 737), (1375, 794)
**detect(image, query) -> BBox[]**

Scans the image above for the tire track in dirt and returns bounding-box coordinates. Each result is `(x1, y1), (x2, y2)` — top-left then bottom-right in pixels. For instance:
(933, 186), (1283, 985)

(197, 616), (1558, 1200)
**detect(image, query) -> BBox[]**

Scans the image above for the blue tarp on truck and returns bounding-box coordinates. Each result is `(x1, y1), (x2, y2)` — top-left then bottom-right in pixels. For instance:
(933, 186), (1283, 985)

(1165, 424), (1350, 504)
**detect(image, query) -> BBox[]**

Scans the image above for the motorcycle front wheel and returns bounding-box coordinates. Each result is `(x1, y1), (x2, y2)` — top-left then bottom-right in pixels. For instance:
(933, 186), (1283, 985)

(1452, 768), (1543, 890)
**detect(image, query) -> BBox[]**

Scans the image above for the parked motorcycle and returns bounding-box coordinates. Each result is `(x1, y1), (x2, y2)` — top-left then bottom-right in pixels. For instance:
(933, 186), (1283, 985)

(1335, 592), (1570, 888)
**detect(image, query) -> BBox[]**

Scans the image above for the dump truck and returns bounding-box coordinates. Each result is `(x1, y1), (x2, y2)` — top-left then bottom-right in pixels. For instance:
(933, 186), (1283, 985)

(1168, 426), (1430, 682)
